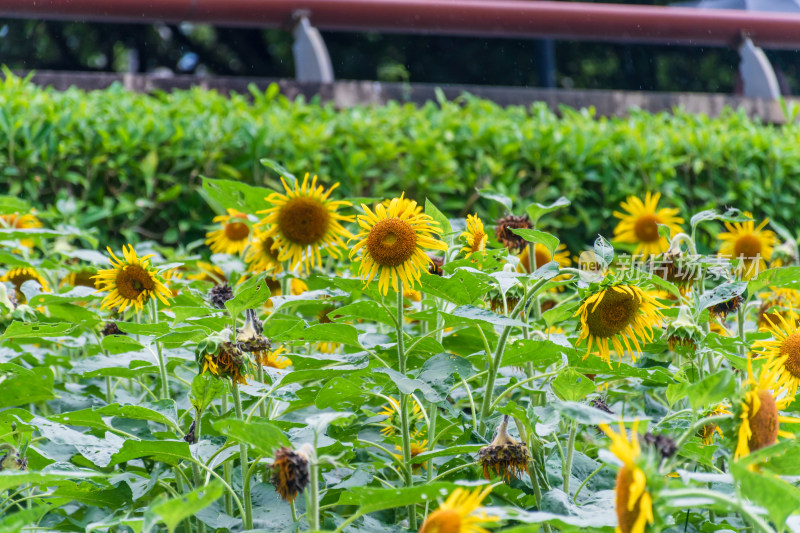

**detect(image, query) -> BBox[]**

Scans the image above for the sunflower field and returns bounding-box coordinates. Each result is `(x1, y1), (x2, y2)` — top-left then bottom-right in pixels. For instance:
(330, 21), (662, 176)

(4, 157), (800, 533)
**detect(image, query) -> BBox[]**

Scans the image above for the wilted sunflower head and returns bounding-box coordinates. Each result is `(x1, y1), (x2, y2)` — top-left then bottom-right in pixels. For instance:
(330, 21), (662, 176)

(100, 321), (124, 337)
(663, 305), (704, 353)
(258, 173), (353, 274)
(478, 416), (530, 482)
(237, 309), (270, 352)
(418, 486), (497, 533)
(708, 294), (743, 320)
(93, 245), (172, 313)
(599, 420), (655, 533)
(207, 283), (234, 310)
(494, 214), (531, 251)
(205, 208), (251, 255)
(0, 267), (51, 303)
(654, 249), (697, 293)
(612, 193), (684, 258)
(270, 445), (310, 502)
(350, 196), (447, 295)
(718, 212), (776, 280)
(574, 283), (664, 365)
(196, 333), (249, 385)
(733, 353), (799, 460)
(460, 214), (488, 255)
(244, 228), (283, 275)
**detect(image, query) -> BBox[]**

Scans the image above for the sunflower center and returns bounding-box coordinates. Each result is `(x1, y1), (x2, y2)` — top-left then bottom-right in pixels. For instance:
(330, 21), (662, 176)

(9, 271), (36, 289)
(780, 332), (800, 378)
(633, 214), (660, 243)
(748, 389), (779, 453)
(366, 218), (418, 267)
(262, 237), (279, 259)
(115, 265), (155, 300)
(734, 234), (763, 259)
(278, 197), (330, 246)
(419, 509), (461, 533)
(224, 221), (250, 241)
(615, 466), (643, 533)
(586, 289), (640, 338)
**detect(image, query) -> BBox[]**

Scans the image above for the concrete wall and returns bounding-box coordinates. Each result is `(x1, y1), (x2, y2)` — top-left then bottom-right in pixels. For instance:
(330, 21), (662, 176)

(20, 70), (797, 123)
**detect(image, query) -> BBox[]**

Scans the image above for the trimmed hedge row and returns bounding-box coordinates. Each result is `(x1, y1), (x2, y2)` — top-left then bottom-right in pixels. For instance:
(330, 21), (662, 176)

(1, 71), (798, 250)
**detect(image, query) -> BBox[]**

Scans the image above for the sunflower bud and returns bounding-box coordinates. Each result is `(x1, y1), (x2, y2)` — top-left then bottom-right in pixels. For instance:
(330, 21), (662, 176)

(478, 415), (530, 482)
(270, 445), (311, 502)
(208, 283), (234, 310)
(663, 305), (704, 352)
(237, 309), (270, 352)
(494, 214), (531, 251)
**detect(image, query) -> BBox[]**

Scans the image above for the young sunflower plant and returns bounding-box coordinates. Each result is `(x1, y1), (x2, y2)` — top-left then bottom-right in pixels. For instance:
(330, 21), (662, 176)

(6, 179), (800, 533)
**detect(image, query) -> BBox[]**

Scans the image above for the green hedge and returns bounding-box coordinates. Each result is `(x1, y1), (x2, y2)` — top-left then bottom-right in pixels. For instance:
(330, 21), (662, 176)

(1, 71), (798, 250)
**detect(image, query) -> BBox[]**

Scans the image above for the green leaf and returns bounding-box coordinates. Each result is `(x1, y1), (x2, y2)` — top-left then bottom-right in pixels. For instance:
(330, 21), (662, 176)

(732, 461), (800, 526)
(259, 158), (297, 182)
(409, 444), (483, 462)
(690, 207), (749, 230)
(420, 269), (493, 306)
(543, 302), (577, 329)
(212, 419), (289, 456)
(525, 196), (570, 225)
(0, 470), (104, 492)
(425, 198), (452, 235)
(101, 334), (146, 354)
(593, 235), (614, 266)
(201, 177), (270, 216)
(445, 305), (528, 329)
(151, 481), (224, 533)
(697, 282), (747, 312)
(190, 373), (226, 412)
(225, 274), (272, 319)
(110, 440), (193, 467)
(0, 367), (54, 407)
(477, 188), (512, 212)
(552, 401), (621, 425)
(337, 482), (462, 514)
(552, 368), (595, 402)
(749, 266), (800, 293)
(417, 353), (474, 403)
(277, 322), (360, 346)
(686, 370), (734, 411)
(316, 376), (366, 410)
(0, 321), (74, 341)
(510, 228), (559, 256)
(374, 368), (441, 402)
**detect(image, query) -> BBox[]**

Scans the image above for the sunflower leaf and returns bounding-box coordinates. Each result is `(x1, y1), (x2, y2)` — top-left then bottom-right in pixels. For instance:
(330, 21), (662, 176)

(510, 228), (559, 256)
(593, 235), (614, 266)
(525, 196), (570, 225)
(477, 188), (513, 212)
(696, 282), (747, 312)
(732, 461), (800, 527)
(225, 274), (271, 321)
(690, 208), (750, 230)
(424, 198), (452, 235)
(150, 481), (224, 533)
(211, 419), (289, 456)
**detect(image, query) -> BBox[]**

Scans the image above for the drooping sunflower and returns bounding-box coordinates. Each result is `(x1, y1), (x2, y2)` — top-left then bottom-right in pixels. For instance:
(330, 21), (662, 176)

(93, 245), (172, 313)
(733, 353), (800, 460)
(198, 340), (249, 385)
(350, 197), (448, 295)
(574, 284), (664, 365)
(258, 173), (353, 274)
(460, 214), (488, 255)
(418, 486), (497, 533)
(518, 243), (571, 274)
(244, 228), (283, 275)
(205, 208), (251, 255)
(478, 415), (530, 482)
(753, 312), (800, 400)
(718, 212), (776, 280)
(612, 193), (684, 257)
(378, 396), (422, 437)
(0, 267), (51, 303)
(1, 212), (42, 249)
(599, 420), (655, 533)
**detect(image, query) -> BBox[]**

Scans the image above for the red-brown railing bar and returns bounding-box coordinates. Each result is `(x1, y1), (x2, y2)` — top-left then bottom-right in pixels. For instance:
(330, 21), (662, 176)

(3, 0), (800, 49)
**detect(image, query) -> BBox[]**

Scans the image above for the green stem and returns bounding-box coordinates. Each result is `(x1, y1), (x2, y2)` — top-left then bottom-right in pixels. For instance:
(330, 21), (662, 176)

(426, 401), (437, 483)
(562, 421), (577, 495)
(232, 382), (253, 530)
(737, 303), (746, 357)
(151, 298), (169, 400)
(105, 376), (113, 404)
(221, 394), (233, 516)
(396, 281), (417, 531)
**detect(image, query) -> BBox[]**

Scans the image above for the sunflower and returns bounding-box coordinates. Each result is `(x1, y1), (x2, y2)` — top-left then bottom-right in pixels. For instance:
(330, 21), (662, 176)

(612, 193), (684, 257)
(205, 208), (251, 255)
(259, 345), (292, 370)
(698, 404), (732, 446)
(188, 261), (228, 284)
(258, 173), (353, 274)
(270, 445), (310, 503)
(0, 267), (50, 303)
(574, 284), (664, 365)
(418, 486), (497, 533)
(199, 340), (249, 385)
(518, 243), (571, 274)
(244, 228), (283, 275)
(62, 269), (99, 289)
(734, 353), (800, 460)
(393, 439), (428, 473)
(1, 212), (42, 249)
(460, 214), (488, 255)
(753, 312), (800, 400)
(378, 397), (422, 437)
(599, 420), (654, 533)
(93, 245), (172, 313)
(757, 288), (800, 330)
(718, 212), (776, 280)
(350, 197), (448, 295)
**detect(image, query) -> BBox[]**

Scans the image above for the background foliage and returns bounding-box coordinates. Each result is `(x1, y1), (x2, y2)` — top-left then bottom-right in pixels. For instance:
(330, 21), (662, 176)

(2, 72), (799, 251)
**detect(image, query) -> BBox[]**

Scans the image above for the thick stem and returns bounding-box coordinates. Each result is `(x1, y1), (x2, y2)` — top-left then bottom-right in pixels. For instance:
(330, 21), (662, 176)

(105, 376), (113, 404)
(151, 298), (169, 400)
(232, 382), (253, 530)
(396, 281), (417, 531)
(308, 459), (320, 530)
(562, 422), (578, 495)
(221, 395), (233, 515)
(737, 303), (746, 357)
(426, 401), (437, 483)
